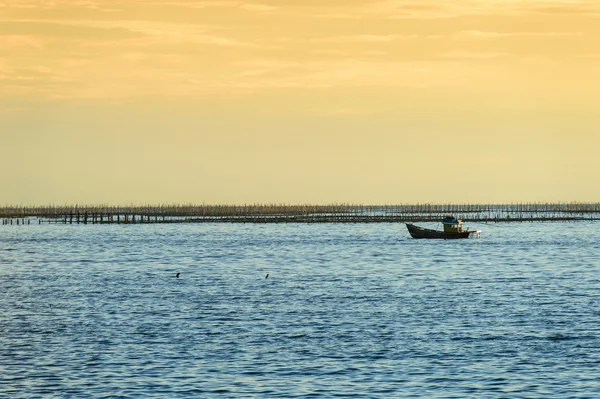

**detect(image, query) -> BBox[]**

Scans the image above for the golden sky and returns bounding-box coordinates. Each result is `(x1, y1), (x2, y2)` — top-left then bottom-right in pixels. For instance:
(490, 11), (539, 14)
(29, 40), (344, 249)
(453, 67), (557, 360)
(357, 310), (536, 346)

(1, 0), (599, 204)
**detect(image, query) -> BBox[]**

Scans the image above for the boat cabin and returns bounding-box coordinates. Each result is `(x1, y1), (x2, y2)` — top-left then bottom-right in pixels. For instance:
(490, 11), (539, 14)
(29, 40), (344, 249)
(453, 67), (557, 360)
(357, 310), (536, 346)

(442, 216), (463, 233)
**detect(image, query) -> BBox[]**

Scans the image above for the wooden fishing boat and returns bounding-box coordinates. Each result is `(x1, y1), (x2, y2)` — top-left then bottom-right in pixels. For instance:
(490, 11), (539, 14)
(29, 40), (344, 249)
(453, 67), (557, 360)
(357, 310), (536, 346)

(406, 216), (480, 239)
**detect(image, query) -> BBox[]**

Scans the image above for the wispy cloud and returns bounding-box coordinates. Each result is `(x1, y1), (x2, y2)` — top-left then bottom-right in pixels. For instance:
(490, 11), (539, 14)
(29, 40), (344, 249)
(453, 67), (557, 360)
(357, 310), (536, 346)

(310, 35), (398, 43)
(323, 0), (600, 20)
(0, 34), (45, 48)
(229, 57), (482, 91)
(440, 51), (508, 59)
(455, 30), (584, 39)
(240, 3), (278, 12)
(313, 13), (362, 19)
(1, 0), (599, 103)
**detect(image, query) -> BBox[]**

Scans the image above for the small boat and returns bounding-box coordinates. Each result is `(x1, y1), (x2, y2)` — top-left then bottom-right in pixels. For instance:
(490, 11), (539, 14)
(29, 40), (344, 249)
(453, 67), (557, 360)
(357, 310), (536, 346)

(406, 216), (480, 239)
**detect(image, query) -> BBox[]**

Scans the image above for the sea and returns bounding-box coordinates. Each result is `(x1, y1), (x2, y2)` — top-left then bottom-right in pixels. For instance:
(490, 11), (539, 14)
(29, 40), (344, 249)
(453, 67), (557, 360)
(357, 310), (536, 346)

(1, 221), (599, 398)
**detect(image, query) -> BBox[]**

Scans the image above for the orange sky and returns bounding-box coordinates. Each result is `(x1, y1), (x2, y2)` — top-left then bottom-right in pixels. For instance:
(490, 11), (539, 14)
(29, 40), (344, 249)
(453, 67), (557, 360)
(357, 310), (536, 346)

(1, 0), (599, 204)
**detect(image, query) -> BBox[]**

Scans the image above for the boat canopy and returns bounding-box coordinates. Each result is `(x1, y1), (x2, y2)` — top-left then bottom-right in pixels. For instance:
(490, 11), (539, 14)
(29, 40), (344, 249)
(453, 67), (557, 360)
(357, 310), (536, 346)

(442, 216), (461, 225)
(442, 215), (462, 233)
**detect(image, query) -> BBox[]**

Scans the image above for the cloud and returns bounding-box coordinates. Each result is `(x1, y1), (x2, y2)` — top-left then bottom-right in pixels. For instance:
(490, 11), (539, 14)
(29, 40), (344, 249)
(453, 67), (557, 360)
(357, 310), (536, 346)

(455, 30), (584, 39)
(576, 53), (600, 59)
(0, 20), (144, 40)
(440, 51), (508, 59)
(522, 3), (600, 15)
(0, 35), (45, 49)
(310, 35), (397, 43)
(240, 3), (278, 12)
(1, 0), (598, 104)
(0, 64), (81, 101)
(374, 0), (600, 19)
(81, 30), (266, 50)
(229, 58), (481, 91)
(313, 13), (362, 19)
(0, 55), (480, 102)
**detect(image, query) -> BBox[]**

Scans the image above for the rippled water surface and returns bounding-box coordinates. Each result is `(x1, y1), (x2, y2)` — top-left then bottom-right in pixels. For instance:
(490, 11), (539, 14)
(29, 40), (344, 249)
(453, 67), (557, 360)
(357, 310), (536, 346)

(2, 222), (600, 398)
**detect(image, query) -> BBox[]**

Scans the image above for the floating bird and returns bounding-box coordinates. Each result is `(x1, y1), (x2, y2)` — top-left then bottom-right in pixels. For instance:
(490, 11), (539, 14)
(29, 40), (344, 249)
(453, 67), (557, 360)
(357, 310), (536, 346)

(265, 274), (269, 279)
(176, 273), (180, 278)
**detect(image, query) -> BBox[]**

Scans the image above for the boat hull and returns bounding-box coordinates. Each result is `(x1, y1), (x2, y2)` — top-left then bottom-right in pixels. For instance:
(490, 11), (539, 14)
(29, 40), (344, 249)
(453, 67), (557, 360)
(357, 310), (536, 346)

(406, 223), (477, 239)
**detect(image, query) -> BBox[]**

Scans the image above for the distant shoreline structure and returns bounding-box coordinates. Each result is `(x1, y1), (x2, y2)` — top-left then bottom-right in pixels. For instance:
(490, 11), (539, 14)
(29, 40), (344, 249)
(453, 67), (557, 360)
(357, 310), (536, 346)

(2, 203), (600, 224)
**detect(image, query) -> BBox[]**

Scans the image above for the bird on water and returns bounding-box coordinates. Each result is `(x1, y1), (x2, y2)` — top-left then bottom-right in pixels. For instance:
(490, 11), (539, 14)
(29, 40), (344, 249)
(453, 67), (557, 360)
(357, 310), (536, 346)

(265, 274), (269, 279)
(176, 273), (180, 278)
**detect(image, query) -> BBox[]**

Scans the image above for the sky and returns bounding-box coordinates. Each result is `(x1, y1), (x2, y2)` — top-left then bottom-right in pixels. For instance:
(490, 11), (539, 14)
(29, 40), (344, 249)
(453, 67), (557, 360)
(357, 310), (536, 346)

(1, 0), (599, 205)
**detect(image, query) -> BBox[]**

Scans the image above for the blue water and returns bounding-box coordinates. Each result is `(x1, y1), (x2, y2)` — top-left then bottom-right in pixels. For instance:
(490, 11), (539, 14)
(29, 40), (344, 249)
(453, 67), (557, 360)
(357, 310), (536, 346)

(1, 222), (600, 398)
